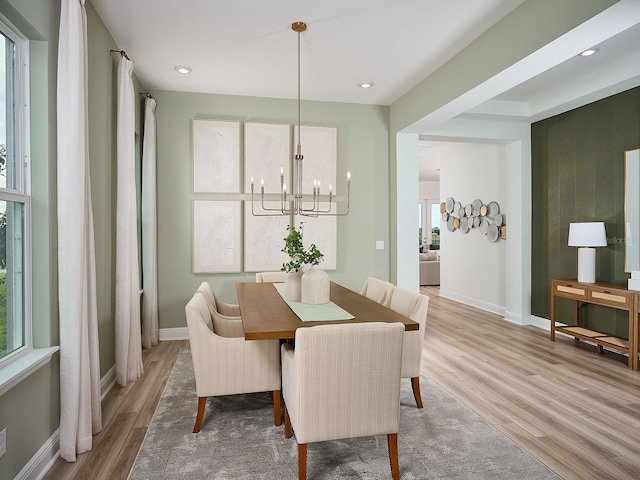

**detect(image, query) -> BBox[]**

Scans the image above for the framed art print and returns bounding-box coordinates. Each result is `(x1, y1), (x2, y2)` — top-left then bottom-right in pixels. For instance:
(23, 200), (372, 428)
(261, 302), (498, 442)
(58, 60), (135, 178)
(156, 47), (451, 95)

(244, 205), (292, 272)
(192, 119), (241, 193)
(244, 122), (290, 194)
(193, 200), (242, 273)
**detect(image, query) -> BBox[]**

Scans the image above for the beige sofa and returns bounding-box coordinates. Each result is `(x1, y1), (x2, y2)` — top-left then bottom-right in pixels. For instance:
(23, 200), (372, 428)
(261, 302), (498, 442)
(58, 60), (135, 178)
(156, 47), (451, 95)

(419, 251), (440, 286)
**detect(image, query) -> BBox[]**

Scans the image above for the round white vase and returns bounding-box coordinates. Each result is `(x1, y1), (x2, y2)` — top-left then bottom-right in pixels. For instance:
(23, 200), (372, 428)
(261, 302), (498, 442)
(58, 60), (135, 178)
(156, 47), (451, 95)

(284, 270), (303, 302)
(301, 265), (330, 304)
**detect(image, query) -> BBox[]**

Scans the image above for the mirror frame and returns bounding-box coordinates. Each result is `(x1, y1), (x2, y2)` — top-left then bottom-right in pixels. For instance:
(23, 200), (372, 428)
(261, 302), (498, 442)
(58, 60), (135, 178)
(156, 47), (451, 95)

(624, 148), (640, 272)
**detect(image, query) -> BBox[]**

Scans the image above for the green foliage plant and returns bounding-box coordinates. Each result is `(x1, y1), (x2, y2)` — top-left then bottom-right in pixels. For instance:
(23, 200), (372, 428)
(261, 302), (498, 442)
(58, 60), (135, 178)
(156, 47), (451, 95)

(281, 223), (324, 272)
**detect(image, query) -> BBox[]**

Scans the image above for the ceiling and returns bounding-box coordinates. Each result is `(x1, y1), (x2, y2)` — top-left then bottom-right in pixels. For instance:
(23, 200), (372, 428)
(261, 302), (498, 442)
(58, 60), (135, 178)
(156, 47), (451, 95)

(90, 0), (526, 105)
(89, 0), (640, 182)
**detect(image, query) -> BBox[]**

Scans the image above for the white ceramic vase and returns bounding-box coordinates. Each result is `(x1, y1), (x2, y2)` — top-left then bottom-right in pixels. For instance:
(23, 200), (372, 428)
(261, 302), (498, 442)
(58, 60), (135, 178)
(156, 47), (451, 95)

(284, 270), (303, 302)
(301, 265), (330, 304)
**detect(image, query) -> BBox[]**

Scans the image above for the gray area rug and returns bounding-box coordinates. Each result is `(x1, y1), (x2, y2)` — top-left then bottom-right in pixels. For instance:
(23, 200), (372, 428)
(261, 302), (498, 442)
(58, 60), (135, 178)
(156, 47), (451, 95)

(128, 349), (559, 479)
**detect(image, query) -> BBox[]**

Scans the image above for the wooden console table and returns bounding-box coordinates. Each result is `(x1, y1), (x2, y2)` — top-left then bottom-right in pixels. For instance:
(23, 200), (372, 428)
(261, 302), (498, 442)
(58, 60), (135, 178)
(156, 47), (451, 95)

(550, 279), (638, 370)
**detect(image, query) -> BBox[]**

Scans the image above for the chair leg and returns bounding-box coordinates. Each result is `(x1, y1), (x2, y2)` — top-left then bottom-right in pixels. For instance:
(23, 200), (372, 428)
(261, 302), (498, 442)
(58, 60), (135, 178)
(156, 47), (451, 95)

(411, 377), (424, 408)
(273, 390), (282, 426)
(284, 403), (292, 438)
(387, 433), (400, 480)
(193, 397), (207, 433)
(298, 443), (307, 480)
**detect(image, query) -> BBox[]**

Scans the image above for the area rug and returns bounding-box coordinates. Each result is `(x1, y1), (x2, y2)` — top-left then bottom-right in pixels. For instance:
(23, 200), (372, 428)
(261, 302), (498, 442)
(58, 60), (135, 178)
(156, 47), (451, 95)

(128, 349), (559, 479)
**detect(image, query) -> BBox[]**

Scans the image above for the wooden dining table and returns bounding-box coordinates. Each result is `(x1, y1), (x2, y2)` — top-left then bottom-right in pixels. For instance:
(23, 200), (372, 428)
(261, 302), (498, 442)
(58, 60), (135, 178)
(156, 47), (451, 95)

(236, 281), (418, 340)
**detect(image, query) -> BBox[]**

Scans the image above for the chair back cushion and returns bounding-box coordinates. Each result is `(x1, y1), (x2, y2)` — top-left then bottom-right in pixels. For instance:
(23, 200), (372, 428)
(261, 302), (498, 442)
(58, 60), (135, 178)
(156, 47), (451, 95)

(256, 271), (286, 283)
(388, 287), (429, 332)
(196, 281), (241, 317)
(388, 287), (429, 378)
(359, 277), (394, 306)
(186, 291), (214, 332)
(196, 281), (218, 317)
(211, 309), (244, 338)
(283, 322), (403, 444)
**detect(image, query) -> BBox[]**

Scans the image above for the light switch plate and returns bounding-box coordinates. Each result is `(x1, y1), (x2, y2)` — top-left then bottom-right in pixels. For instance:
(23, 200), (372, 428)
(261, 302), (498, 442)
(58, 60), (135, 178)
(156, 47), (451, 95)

(375, 240), (384, 250)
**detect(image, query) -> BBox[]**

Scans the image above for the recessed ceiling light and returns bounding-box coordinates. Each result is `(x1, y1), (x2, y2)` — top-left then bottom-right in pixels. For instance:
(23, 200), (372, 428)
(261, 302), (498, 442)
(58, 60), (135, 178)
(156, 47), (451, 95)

(358, 82), (374, 89)
(175, 65), (192, 74)
(579, 48), (599, 57)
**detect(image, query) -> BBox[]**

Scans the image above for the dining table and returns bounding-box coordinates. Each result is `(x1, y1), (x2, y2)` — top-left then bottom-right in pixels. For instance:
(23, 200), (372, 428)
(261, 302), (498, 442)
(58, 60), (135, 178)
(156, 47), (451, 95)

(236, 281), (418, 340)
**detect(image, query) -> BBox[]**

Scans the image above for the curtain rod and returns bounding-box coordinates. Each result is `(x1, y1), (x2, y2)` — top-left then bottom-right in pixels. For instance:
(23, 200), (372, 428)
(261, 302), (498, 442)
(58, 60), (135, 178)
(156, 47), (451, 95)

(138, 92), (155, 100)
(109, 49), (130, 61)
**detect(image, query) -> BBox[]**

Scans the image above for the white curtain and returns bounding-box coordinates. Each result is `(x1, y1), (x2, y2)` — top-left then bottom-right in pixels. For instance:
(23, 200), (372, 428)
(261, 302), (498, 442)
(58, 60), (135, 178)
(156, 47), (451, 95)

(56, 0), (102, 462)
(115, 55), (143, 385)
(141, 97), (159, 349)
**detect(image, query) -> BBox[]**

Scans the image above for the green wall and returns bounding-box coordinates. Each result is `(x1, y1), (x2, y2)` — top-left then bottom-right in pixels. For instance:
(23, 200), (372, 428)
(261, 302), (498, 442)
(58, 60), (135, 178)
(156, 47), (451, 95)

(0, 0), (141, 477)
(0, 1), (60, 478)
(151, 91), (390, 329)
(531, 87), (640, 337)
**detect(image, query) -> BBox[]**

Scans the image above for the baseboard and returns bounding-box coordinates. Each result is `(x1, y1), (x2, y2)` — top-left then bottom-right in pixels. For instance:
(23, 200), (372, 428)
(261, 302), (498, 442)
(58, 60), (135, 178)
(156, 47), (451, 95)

(15, 428), (59, 480)
(530, 315), (551, 331)
(438, 289), (506, 317)
(504, 310), (522, 325)
(100, 364), (116, 401)
(19, 364), (119, 480)
(159, 327), (189, 341)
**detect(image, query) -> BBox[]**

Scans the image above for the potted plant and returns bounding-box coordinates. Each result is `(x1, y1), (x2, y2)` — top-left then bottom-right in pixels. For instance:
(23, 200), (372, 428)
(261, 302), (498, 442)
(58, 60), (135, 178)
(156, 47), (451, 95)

(281, 224), (310, 301)
(281, 224), (307, 274)
(280, 224), (328, 303)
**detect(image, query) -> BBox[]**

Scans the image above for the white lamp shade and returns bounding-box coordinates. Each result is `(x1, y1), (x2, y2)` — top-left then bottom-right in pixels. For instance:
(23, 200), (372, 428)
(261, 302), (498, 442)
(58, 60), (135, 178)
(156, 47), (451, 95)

(568, 222), (607, 247)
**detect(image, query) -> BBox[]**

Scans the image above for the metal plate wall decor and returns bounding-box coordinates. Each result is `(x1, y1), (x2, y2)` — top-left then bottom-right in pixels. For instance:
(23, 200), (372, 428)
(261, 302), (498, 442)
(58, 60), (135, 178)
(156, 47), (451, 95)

(487, 201), (500, 218)
(447, 216), (455, 232)
(445, 197), (454, 213)
(487, 224), (499, 242)
(439, 197), (506, 242)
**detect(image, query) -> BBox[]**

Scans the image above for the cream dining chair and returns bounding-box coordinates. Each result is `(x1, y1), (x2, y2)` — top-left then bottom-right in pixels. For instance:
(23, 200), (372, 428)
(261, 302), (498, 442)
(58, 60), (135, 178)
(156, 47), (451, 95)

(281, 322), (405, 480)
(388, 286), (429, 408)
(185, 291), (281, 433)
(255, 271), (287, 283)
(359, 277), (394, 307)
(196, 281), (240, 317)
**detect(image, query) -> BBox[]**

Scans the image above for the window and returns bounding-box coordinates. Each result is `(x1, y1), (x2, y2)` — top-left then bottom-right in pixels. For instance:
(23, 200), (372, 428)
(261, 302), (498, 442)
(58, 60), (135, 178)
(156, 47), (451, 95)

(0, 18), (30, 364)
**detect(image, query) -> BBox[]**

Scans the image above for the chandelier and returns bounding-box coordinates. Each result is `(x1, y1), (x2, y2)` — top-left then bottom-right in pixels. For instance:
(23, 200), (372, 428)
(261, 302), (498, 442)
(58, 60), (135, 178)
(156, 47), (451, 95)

(250, 21), (351, 217)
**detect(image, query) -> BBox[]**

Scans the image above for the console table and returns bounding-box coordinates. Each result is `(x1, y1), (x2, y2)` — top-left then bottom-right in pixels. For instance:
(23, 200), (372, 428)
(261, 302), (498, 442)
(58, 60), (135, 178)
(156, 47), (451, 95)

(550, 279), (638, 370)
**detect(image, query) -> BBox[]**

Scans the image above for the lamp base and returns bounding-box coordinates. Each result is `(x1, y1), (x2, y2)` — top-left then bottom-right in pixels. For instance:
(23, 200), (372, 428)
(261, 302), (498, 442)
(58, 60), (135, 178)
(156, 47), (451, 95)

(577, 247), (596, 283)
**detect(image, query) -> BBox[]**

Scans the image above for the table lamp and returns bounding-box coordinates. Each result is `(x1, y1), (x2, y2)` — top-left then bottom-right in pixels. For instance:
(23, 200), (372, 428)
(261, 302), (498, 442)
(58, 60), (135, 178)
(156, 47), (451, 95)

(568, 222), (607, 283)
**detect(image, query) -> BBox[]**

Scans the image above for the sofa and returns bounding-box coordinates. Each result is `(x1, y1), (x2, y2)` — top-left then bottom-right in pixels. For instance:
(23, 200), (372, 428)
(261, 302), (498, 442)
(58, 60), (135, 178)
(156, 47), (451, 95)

(419, 251), (440, 286)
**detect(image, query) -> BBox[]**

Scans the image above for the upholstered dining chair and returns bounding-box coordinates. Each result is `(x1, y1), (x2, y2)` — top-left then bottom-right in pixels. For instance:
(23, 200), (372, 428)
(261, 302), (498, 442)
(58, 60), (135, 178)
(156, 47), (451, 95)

(388, 286), (429, 408)
(359, 277), (394, 306)
(255, 271), (287, 283)
(185, 291), (282, 433)
(281, 322), (405, 480)
(196, 281), (240, 317)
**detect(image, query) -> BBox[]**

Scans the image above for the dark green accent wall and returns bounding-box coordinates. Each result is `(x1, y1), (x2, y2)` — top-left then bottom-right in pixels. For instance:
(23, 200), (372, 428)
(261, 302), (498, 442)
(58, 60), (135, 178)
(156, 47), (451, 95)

(532, 87), (640, 338)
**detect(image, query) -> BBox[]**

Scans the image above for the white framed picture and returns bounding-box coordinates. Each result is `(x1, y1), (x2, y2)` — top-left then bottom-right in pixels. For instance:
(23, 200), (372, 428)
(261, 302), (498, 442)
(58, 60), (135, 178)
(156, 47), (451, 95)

(193, 200), (242, 273)
(192, 119), (241, 193)
(296, 216), (337, 271)
(244, 122), (290, 194)
(244, 205), (292, 272)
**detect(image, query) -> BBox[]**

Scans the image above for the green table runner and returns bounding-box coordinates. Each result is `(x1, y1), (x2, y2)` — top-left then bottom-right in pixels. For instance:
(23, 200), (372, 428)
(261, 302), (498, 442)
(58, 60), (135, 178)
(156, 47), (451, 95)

(273, 283), (355, 322)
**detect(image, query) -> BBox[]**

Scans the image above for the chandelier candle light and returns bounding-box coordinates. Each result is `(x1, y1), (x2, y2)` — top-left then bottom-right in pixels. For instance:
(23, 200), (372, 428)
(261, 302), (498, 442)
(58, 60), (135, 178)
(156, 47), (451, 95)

(250, 21), (351, 217)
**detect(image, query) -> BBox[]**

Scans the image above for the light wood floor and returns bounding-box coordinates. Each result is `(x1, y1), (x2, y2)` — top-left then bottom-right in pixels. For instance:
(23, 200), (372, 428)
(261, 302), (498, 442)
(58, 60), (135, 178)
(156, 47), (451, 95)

(43, 288), (640, 480)
(420, 286), (640, 480)
(42, 339), (190, 480)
